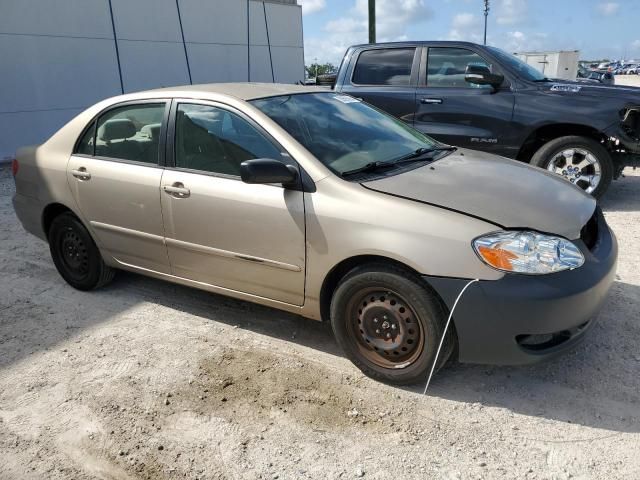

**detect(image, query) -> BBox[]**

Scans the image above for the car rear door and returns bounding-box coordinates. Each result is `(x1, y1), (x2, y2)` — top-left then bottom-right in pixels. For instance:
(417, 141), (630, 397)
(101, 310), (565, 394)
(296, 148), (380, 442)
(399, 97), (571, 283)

(338, 46), (419, 122)
(414, 46), (517, 157)
(160, 100), (306, 306)
(67, 100), (171, 273)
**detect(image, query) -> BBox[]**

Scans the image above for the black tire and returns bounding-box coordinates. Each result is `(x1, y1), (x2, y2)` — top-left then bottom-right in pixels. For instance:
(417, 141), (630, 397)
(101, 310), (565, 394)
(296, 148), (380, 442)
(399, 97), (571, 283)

(530, 135), (613, 198)
(48, 212), (115, 290)
(330, 264), (454, 385)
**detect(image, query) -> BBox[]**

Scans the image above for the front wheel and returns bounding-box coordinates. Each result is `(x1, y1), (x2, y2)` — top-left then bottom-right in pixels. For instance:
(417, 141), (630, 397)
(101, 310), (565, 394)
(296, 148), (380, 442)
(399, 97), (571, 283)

(330, 264), (454, 385)
(530, 135), (613, 198)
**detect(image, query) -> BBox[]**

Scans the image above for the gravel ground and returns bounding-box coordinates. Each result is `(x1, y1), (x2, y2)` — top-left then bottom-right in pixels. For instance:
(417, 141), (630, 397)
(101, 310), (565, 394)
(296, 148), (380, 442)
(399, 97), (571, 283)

(0, 164), (639, 480)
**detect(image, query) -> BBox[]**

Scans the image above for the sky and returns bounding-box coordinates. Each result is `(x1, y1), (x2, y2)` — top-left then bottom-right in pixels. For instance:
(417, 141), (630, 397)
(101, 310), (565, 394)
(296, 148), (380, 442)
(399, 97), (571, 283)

(299, 0), (640, 66)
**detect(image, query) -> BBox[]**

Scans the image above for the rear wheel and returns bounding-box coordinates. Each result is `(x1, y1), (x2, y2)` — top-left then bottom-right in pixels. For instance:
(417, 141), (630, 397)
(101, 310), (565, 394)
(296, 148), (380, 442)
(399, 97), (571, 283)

(330, 264), (453, 385)
(530, 135), (613, 198)
(48, 212), (115, 290)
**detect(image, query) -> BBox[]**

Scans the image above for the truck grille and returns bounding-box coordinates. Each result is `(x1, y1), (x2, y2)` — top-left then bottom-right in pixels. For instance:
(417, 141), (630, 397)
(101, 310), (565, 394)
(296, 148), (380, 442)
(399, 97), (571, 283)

(580, 208), (599, 250)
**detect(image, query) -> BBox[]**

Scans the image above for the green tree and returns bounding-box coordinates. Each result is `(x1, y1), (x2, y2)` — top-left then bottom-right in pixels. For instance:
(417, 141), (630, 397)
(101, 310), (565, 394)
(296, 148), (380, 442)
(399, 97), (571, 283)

(305, 62), (337, 78)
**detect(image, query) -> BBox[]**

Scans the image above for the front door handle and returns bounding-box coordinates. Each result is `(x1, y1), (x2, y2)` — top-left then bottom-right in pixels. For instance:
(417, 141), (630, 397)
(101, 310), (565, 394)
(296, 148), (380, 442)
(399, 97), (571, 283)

(71, 167), (91, 180)
(163, 182), (190, 198)
(420, 98), (443, 105)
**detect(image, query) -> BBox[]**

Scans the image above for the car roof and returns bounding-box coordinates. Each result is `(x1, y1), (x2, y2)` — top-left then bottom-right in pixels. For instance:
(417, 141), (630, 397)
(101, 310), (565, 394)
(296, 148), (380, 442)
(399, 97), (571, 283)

(347, 40), (487, 50)
(145, 82), (322, 101)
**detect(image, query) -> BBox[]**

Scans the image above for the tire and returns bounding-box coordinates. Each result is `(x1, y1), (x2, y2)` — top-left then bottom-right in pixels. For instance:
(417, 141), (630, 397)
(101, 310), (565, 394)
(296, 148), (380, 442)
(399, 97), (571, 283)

(48, 212), (115, 290)
(330, 264), (454, 385)
(530, 135), (613, 199)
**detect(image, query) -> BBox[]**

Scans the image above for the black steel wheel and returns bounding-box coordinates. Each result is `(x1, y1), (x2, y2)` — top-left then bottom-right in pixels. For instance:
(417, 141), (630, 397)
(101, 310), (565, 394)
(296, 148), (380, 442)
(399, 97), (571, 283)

(330, 264), (453, 385)
(48, 212), (115, 290)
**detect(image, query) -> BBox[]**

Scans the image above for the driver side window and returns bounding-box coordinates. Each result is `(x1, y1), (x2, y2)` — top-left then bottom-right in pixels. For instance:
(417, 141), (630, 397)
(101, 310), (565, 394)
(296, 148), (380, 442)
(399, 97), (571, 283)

(175, 104), (282, 176)
(427, 47), (492, 88)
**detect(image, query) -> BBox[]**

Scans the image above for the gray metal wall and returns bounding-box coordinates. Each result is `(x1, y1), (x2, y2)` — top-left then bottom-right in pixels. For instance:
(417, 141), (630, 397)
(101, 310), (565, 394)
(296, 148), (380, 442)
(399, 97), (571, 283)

(0, 0), (303, 160)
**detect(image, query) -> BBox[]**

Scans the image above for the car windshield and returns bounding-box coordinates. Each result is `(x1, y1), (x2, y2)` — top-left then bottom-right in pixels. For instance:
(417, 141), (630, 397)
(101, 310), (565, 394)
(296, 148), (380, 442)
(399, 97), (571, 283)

(250, 92), (439, 176)
(486, 46), (547, 81)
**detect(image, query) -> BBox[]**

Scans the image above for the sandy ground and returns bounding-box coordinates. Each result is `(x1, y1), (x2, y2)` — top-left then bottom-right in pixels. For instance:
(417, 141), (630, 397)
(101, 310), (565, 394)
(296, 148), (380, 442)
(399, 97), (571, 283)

(615, 75), (640, 87)
(0, 163), (639, 480)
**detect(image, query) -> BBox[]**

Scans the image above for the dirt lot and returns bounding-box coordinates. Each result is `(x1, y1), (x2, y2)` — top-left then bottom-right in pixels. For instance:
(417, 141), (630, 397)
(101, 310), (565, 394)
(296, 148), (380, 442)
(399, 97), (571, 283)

(616, 75), (640, 87)
(0, 164), (639, 480)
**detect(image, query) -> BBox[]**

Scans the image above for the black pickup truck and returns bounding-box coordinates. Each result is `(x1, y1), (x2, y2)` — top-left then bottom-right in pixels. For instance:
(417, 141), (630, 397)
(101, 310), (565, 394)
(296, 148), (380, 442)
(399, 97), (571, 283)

(333, 41), (640, 197)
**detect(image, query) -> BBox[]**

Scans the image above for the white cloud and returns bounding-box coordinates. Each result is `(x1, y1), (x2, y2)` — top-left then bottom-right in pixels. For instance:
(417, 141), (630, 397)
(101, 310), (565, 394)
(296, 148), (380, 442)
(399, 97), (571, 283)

(631, 39), (640, 51)
(305, 0), (433, 65)
(596, 2), (619, 15)
(496, 0), (528, 25)
(447, 13), (483, 42)
(503, 31), (549, 53)
(300, 0), (326, 15)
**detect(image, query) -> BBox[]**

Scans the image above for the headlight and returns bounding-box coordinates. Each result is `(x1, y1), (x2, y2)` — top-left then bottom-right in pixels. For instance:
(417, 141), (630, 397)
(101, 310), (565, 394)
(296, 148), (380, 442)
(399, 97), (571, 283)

(473, 231), (584, 274)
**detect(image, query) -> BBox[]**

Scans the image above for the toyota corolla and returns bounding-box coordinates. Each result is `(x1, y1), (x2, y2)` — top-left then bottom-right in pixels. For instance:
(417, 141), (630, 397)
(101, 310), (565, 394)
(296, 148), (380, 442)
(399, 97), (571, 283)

(12, 84), (617, 384)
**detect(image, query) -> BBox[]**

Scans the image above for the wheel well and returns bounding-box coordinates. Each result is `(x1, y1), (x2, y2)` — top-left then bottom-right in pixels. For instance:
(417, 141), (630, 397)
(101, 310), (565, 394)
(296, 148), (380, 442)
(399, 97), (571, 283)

(319, 255), (429, 323)
(42, 203), (73, 239)
(516, 124), (607, 162)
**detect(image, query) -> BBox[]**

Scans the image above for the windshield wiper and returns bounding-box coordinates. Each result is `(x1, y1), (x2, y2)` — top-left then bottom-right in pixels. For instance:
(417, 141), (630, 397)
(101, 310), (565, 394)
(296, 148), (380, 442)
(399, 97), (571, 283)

(392, 146), (457, 165)
(340, 146), (456, 177)
(340, 161), (397, 177)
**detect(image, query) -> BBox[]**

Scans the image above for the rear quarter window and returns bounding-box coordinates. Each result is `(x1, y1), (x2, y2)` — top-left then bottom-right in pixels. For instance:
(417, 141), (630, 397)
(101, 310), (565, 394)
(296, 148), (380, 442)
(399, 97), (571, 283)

(352, 48), (415, 86)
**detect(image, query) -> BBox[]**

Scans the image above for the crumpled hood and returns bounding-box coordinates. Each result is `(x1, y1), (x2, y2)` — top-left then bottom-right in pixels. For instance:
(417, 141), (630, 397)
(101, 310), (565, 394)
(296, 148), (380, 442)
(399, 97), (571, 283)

(363, 149), (596, 240)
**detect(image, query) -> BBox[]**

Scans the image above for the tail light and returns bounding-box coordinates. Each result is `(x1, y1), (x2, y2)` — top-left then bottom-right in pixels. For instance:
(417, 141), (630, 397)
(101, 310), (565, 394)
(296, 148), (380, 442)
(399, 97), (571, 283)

(11, 158), (19, 176)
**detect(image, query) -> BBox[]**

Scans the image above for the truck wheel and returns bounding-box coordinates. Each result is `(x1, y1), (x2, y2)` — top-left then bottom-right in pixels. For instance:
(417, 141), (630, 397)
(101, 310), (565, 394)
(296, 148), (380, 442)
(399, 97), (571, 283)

(48, 212), (115, 290)
(530, 136), (613, 198)
(330, 264), (454, 385)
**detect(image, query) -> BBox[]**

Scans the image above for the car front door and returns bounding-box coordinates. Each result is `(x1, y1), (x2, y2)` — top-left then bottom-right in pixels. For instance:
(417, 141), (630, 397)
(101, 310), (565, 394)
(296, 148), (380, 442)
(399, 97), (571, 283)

(339, 46), (419, 122)
(67, 101), (171, 273)
(160, 101), (306, 305)
(414, 47), (517, 157)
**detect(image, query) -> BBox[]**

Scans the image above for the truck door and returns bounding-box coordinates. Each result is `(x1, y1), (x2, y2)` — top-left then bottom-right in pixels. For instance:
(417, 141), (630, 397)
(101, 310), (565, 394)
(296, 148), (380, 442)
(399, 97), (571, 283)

(338, 47), (419, 123)
(414, 46), (517, 158)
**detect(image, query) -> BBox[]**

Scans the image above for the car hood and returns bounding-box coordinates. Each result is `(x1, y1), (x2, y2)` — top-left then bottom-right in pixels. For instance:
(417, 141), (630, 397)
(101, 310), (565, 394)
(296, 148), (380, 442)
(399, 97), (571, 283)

(363, 149), (596, 240)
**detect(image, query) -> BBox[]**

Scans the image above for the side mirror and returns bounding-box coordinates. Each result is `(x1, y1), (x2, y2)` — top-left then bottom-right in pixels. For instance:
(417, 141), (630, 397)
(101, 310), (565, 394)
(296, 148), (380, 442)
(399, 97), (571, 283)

(464, 64), (504, 89)
(240, 158), (299, 186)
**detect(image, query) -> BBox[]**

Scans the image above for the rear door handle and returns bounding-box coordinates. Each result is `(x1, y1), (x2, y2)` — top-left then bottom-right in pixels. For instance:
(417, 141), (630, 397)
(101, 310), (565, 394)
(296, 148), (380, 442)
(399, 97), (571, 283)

(420, 98), (443, 104)
(163, 183), (190, 198)
(71, 167), (91, 180)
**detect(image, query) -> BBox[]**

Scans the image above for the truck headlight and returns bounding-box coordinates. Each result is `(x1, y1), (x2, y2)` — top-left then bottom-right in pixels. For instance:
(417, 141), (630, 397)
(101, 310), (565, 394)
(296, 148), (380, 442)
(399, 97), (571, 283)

(473, 231), (584, 274)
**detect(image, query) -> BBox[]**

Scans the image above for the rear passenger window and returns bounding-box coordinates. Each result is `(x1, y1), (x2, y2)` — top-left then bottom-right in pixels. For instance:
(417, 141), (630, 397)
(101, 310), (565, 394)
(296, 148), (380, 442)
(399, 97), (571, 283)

(94, 104), (165, 164)
(175, 104), (282, 177)
(75, 122), (96, 155)
(352, 48), (415, 86)
(427, 47), (491, 88)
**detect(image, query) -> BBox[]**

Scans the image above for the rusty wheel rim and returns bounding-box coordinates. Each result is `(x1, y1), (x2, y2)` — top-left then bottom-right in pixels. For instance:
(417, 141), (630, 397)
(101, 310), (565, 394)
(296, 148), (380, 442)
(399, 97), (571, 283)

(346, 287), (425, 369)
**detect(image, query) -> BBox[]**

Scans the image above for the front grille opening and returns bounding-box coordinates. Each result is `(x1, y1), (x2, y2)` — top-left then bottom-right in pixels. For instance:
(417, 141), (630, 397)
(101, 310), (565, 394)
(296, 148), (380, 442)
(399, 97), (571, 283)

(516, 321), (590, 352)
(580, 209), (599, 250)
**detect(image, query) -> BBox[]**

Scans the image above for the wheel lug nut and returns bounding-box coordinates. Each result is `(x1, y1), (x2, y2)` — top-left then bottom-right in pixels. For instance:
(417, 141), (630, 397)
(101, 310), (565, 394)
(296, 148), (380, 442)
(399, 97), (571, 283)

(386, 333), (391, 338)
(383, 315), (388, 320)
(375, 329), (380, 334)
(391, 324), (396, 330)
(373, 318), (378, 323)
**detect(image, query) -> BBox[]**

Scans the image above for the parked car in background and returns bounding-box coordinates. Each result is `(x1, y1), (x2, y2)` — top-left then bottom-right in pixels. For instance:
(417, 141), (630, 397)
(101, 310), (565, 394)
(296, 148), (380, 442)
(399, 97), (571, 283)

(577, 66), (615, 85)
(626, 64), (640, 75)
(12, 84), (617, 384)
(334, 41), (640, 197)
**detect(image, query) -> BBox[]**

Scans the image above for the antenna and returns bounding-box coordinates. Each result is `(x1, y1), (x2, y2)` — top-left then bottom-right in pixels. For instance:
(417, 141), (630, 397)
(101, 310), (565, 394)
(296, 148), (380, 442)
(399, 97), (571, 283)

(483, 0), (490, 45)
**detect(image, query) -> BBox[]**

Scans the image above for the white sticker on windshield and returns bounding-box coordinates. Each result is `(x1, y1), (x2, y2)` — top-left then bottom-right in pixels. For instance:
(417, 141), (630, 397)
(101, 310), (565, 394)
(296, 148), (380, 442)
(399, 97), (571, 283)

(333, 94), (361, 104)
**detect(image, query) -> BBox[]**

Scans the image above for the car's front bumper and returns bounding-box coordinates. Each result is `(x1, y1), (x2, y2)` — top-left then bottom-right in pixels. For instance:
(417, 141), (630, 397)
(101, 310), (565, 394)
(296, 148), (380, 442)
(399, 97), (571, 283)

(426, 208), (617, 365)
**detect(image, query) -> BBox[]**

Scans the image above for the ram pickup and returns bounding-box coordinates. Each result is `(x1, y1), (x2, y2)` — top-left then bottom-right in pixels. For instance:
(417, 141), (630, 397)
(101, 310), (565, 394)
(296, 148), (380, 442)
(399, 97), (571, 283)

(334, 41), (640, 197)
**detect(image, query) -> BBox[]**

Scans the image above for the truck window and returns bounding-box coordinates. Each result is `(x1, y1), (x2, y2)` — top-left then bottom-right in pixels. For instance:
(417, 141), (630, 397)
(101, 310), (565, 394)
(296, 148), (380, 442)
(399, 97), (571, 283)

(427, 47), (491, 88)
(352, 48), (415, 86)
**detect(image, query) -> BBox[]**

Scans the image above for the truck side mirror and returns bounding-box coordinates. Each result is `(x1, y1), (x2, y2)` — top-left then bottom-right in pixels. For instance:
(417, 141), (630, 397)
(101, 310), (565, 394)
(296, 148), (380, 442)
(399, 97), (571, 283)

(465, 64), (504, 89)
